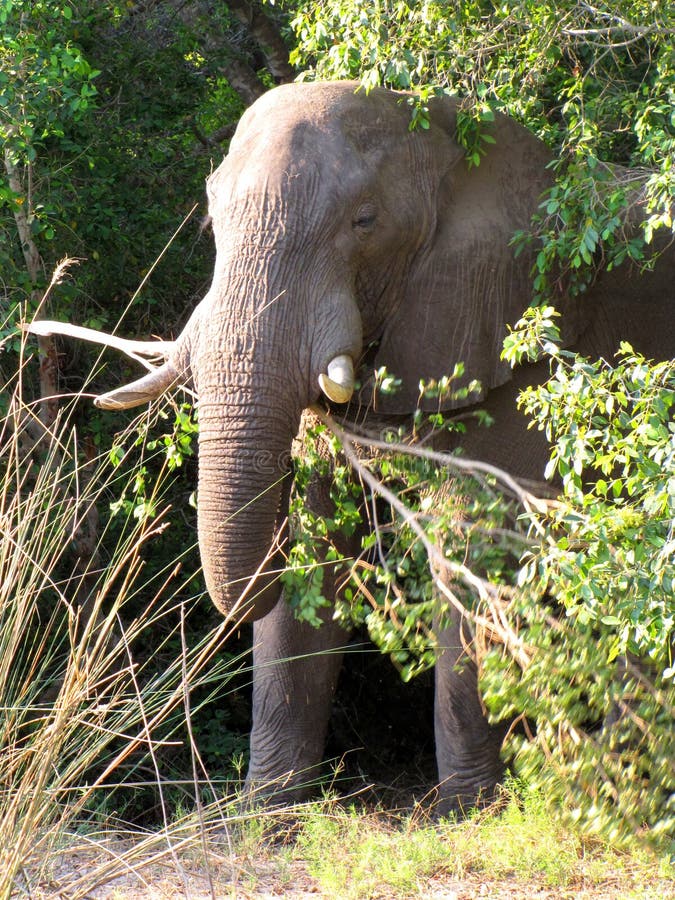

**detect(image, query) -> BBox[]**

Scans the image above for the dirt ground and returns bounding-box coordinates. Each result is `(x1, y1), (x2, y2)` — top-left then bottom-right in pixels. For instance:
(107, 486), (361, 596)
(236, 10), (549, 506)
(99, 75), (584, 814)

(28, 844), (674, 900)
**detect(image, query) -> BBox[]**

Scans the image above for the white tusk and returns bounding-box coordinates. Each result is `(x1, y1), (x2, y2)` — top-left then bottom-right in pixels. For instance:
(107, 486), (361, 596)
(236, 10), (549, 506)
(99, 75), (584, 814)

(22, 320), (174, 369)
(318, 354), (355, 404)
(94, 361), (180, 409)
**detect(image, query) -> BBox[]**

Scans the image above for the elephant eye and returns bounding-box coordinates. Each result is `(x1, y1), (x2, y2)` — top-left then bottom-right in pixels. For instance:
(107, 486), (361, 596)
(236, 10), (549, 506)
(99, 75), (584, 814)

(352, 205), (378, 232)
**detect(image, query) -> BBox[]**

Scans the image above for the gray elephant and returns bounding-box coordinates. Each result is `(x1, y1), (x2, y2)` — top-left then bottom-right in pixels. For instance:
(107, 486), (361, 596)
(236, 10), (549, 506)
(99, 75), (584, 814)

(88, 82), (675, 813)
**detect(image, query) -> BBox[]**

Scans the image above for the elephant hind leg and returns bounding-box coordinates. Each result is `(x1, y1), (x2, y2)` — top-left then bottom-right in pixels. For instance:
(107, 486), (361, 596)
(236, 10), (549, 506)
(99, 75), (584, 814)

(433, 604), (508, 817)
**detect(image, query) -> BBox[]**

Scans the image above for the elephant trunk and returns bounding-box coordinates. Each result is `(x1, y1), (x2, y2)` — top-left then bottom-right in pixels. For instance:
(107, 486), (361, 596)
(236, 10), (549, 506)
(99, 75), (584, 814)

(195, 377), (298, 623)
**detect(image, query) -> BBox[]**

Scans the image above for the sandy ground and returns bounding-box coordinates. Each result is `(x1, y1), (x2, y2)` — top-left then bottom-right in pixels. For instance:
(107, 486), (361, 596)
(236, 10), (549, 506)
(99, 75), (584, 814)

(24, 841), (673, 900)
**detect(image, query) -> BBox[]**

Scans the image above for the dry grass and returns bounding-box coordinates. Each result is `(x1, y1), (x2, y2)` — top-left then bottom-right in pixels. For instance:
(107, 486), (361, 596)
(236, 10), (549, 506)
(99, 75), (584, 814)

(0, 314), (245, 899)
(16, 789), (675, 898)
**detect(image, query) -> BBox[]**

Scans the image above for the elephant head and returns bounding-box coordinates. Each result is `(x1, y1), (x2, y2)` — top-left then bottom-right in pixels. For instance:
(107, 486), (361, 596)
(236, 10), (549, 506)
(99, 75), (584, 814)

(97, 82), (565, 623)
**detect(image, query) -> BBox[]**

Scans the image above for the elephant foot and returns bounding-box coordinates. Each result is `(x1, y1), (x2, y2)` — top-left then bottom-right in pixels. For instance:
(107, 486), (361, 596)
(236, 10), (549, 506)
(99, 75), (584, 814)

(243, 764), (329, 810)
(432, 777), (507, 820)
(432, 751), (508, 820)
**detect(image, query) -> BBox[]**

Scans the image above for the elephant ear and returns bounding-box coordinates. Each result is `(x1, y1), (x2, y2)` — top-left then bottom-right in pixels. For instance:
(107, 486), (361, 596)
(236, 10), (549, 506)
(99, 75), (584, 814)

(372, 104), (578, 414)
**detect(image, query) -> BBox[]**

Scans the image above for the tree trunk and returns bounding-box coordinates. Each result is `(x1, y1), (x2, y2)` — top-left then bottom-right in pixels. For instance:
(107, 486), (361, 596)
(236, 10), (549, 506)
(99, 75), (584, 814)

(226, 0), (294, 82)
(4, 148), (57, 429)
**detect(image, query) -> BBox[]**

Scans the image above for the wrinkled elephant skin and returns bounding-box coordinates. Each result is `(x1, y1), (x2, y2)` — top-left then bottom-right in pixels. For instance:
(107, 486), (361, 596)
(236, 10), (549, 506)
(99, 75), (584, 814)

(100, 82), (675, 814)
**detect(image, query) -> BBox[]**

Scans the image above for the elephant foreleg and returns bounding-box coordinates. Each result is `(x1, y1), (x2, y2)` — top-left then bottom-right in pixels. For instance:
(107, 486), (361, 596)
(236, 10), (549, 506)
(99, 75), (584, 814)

(433, 603), (508, 816)
(245, 595), (349, 805)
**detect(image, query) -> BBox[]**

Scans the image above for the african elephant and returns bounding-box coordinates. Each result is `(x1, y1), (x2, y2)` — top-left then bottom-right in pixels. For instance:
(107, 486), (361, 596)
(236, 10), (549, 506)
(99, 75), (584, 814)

(89, 81), (675, 814)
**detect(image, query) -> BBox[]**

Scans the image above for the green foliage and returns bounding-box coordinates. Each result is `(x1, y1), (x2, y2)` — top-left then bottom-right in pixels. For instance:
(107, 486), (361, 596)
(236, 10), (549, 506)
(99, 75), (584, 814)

(482, 600), (674, 844)
(283, 424), (364, 628)
(290, 0), (674, 157)
(455, 101), (497, 167)
(0, 1), (99, 160)
(505, 311), (675, 670)
(480, 311), (675, 843)
(282, 373), (516, 682)
(0, 0), (243, 391)
(290, 0), (675, 288)
(108, 402), (198, 522)
(0, 0), (99, 326)
(287, 307), (674, 839)
(512, 155), (653, 299)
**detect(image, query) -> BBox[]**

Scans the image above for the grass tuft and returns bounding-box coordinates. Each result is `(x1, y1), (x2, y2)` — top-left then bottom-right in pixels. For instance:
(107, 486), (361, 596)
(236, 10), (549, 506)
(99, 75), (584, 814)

(293, 784), (674, 900)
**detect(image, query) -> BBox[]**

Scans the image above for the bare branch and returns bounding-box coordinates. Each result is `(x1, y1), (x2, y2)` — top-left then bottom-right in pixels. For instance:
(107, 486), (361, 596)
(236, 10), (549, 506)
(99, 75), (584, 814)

(191, 121), (237, 148)
(314, 409), (533, 667)
(561, 3), (673, 47)
(4, 150), (42, 284)
(4, 146), (58, 427)
(331, 418), (557, 524)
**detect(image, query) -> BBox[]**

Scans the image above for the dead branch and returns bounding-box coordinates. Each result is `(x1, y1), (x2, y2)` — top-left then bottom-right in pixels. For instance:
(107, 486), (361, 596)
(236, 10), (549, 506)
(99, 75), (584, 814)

(563, 3), (670, 42)
(330, 418), (558, 527)
(191, 121), (237, 148)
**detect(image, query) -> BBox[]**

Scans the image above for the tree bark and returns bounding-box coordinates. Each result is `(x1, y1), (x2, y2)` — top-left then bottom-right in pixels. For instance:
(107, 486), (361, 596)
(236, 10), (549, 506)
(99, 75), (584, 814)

(226, 0), (294, 82)
(4, 148), (58, 429)
(218, 54), (268, 106)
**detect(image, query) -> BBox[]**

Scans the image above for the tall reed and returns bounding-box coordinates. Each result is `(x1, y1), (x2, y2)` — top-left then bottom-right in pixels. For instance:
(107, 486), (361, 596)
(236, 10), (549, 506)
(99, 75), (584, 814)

(0, 316), (244, 898)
